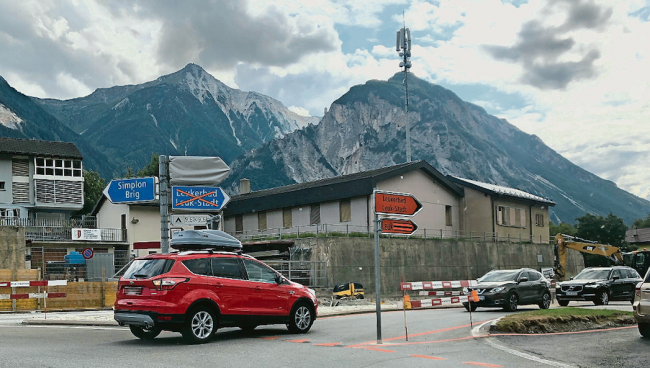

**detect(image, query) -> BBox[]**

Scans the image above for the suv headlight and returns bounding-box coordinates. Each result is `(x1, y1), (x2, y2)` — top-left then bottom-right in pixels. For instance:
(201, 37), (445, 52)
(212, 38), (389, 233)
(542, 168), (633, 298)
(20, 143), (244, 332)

(584, 284), (598, 288)
(491, 286), (506, 294)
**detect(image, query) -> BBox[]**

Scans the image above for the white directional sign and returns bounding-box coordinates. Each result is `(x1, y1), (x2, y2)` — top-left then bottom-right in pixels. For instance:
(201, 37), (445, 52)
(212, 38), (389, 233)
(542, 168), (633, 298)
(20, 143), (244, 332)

(170, 214), (215, 226)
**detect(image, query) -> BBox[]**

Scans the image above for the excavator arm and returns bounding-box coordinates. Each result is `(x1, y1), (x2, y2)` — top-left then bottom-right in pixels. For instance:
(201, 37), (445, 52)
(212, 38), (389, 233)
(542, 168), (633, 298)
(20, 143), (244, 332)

(553, 234), (623, 281)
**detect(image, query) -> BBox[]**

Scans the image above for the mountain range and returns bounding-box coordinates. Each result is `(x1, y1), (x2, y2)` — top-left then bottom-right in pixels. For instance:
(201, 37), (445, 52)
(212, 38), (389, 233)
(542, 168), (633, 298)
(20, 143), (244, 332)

(1, 64), (649, 224)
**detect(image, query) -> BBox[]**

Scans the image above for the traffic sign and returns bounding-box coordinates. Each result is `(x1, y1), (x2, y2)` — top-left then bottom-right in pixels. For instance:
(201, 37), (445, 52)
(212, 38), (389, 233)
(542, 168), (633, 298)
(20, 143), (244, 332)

(81, 248), (94, 260)
(103, 177), (157, 204)
(380, 218), (418, 235)
(374, 191), (422, 216)
(171, 214), (216, 226)
(172, 186), (230, 211)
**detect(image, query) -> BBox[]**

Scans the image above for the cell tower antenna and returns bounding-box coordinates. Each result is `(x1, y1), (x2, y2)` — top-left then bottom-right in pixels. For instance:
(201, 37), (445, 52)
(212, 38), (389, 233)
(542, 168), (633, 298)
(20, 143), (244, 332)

(396, 12), (412, 162)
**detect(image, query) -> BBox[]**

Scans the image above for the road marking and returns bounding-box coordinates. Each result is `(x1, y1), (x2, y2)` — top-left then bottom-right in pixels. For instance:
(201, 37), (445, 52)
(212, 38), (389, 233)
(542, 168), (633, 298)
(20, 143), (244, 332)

(462, 362), (503, 367)
(473, 319), (577, 368)
(286, 339), (310, 343)
(362, 347), (396, 353)
(410, 354), (446, 360)
(313, 342), (342, 346)
(258, 336), (281, 340)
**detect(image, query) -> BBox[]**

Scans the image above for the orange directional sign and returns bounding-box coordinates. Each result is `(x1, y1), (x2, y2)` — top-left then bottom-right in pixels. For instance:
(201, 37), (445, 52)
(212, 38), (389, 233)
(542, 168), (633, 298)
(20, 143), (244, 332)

(374, 191), (422, 216)
(380, 218), (418, 235)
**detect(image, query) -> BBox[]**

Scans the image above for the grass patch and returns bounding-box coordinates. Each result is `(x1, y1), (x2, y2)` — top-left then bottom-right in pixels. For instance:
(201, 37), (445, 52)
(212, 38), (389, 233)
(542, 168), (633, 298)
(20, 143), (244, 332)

(496, 308), (634, 334)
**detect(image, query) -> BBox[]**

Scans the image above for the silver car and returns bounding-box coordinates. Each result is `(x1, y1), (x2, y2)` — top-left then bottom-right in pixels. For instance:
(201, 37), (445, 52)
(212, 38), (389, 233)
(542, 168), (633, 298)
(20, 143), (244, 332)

(633, 268), (650, 337)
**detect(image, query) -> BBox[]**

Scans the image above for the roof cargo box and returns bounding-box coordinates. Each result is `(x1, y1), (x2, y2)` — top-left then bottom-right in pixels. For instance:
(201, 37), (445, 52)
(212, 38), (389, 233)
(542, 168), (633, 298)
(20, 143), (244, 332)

(170, 230), (242, 251)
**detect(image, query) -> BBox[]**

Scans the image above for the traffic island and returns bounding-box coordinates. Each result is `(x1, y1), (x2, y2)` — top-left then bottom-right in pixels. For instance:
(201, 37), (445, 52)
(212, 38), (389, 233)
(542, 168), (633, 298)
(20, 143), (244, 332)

(492, 308), (635, 334)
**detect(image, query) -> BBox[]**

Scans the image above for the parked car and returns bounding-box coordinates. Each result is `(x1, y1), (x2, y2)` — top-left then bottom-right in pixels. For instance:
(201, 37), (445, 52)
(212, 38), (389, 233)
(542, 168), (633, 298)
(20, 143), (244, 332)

(633, 268), (650, 337)
(556, 266), (642, 306)
(462, 268), (551, 312)
(114, 230), (318, 344)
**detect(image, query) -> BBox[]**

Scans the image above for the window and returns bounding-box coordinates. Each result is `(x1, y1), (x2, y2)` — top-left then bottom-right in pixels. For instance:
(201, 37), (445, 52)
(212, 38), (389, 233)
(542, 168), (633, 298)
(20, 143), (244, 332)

(258, 212), (267, 231)
(211, 258), (243, 279)
(611, 269), (623, 279)
(339, 199), (351, 222)
(0, 182), (4, 190)
(496, 206), (526, 228)
(0, 208), (20, 218)
(35, 157), (82, 178)
(283, 208), (292, 228)
(445, 205), (452, 226)
(235, 215), (243, 234)
(243, 259), (280, 283)
(182, 258), (212, 276)
(518, 271), (530, 282)
(528, 271), (541, 281)
(310, 204), (320, 225)
(12, 159), (29, 176)
(626, 269), (640, 279)
(535, 214), (544, 227)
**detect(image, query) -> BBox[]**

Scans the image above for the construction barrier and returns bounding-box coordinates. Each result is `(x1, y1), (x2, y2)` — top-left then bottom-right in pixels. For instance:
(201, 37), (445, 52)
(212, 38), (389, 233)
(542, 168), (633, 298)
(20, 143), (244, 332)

(399, 280), (478, 309)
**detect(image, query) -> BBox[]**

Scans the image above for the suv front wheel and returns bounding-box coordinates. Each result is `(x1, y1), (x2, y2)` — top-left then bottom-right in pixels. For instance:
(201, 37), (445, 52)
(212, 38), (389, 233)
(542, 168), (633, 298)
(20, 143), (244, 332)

(129, 325), (162, 340)
(287, 302), (314, 333)
(182, 306), (217, 344)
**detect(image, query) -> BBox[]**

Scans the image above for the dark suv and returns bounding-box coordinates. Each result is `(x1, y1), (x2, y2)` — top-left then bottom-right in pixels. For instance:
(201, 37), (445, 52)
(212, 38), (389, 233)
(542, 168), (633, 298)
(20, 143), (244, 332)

(462, 268), (551, 312)
(556, 266), (642, 306)
(114, 230), (318, 343)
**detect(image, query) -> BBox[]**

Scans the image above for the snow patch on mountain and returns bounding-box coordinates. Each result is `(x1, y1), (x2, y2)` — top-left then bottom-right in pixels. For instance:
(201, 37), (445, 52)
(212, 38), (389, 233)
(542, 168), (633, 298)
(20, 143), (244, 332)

(113, 98), (129, 110)
(0, 104), (24, 130)
(150, 113), (158, 127)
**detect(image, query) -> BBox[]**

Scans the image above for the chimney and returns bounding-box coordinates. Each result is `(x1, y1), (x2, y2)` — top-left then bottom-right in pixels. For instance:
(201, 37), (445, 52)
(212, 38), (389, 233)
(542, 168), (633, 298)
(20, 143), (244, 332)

(240, 178), (251, 194)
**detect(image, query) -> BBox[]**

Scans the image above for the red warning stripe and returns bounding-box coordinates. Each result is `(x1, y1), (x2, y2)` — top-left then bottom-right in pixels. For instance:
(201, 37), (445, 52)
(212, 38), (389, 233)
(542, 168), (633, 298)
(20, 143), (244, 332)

(400, 280), (477, 290)
(0, 280), (68, 288)
(0, 293), (67, 300)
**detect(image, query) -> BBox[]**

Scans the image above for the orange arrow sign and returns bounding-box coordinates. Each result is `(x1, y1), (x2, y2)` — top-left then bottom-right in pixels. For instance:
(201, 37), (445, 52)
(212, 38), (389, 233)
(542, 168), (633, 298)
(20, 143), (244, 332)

(374, 191), (422, 216)
(380, 218), (418, 235)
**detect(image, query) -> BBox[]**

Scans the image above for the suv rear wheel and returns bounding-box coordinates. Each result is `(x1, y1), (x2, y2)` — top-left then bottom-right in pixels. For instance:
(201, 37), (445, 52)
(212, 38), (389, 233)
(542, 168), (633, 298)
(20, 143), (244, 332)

(538, 292), (551, 309)
(558, 300), (570, 307)
(287, 302), (314, 333)
(129, 325), (162, 340)
(639, 323), (650, 338)
(182, 306), (216, 344)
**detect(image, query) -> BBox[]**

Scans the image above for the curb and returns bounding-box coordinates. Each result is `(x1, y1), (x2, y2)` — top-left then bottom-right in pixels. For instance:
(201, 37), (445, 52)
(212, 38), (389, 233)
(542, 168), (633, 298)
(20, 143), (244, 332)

(22, 320), (119, 327)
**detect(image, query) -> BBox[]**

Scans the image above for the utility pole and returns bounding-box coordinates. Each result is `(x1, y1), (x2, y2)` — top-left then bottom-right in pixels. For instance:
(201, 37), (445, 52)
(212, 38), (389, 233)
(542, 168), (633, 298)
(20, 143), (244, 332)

(159, 155), (170, 253)
(396, 17), (413, 162)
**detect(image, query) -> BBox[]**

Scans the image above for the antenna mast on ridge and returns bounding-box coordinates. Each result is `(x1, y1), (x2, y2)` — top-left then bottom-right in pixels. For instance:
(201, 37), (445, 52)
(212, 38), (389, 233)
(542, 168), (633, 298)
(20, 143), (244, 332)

(396, 12), (412, 162)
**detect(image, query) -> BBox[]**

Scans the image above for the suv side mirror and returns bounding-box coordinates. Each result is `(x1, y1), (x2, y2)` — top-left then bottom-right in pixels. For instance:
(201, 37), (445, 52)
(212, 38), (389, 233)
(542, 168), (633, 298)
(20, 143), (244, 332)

(570, 276), (574, 280)
(612, 276), (620, 281)
(518, 277), (528, 283)
(275, 274), (284, 284)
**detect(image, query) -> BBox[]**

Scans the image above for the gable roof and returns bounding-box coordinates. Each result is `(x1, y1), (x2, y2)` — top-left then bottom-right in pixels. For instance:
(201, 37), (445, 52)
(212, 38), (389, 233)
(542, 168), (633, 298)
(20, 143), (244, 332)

(223, 160), (463, 216)
(0, 137), (83, 159)
(448, 176), (555, 206)
(626, 228), (650, 244)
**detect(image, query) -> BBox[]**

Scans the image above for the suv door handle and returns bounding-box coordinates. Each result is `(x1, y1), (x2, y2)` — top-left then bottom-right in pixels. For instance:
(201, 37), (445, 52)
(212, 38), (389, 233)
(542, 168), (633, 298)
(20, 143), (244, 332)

(255, 286), (263, 290)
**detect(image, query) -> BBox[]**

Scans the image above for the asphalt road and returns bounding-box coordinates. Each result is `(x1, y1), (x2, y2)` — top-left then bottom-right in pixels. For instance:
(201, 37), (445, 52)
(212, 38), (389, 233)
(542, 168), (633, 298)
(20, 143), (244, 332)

(0, 302), (638, 368)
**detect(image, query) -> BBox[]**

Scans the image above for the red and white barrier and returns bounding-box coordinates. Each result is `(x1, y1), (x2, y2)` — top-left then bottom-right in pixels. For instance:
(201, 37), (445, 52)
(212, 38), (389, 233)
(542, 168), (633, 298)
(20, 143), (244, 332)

(409, 295), (469, 308)
(418, 290), (465, 296)
(0, 280), (67, 288)
(400, 280), (477, 291)
(0, 292), (67, 300)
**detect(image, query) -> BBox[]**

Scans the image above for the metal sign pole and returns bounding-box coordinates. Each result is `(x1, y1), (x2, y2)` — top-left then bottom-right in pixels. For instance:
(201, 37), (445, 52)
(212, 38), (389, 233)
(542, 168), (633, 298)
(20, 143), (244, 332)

(159, 155), (170, 254)
(374, 211), (382, 344)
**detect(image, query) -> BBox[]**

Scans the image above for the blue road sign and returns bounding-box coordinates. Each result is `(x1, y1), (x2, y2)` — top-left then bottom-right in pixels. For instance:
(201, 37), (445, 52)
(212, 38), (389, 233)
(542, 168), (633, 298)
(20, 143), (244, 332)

(103, 177), (157, 204)
(172, 186), (230, 211)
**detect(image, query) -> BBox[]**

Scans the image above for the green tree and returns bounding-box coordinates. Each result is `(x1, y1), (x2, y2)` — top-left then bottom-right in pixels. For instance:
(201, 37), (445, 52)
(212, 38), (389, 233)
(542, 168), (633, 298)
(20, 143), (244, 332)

(74, 169), (106, 215)
(575, 213), (629, 267)
(549, 221), (577, 238)
(632, 213), (650, 229)
(125, 166), (135, 178)
(137, 153), (159, 177)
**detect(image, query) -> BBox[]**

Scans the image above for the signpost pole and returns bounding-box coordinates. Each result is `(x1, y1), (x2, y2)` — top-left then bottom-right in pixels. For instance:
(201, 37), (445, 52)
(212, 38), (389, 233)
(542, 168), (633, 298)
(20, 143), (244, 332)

(374, 211), (382, 344)
(159, 155), (170, 254)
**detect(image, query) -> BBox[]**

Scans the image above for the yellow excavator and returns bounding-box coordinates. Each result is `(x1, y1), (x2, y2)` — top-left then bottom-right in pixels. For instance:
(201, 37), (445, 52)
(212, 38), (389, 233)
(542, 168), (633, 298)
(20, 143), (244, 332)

(553, 234), (650, 281)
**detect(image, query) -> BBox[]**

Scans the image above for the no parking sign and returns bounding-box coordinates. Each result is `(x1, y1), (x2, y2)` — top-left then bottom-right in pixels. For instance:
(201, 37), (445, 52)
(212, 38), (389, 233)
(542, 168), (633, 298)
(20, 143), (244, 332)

(82, 248), (94, 260)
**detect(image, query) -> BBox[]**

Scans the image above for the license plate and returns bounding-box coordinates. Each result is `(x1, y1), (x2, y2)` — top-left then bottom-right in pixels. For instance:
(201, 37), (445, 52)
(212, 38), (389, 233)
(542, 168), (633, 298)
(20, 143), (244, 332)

(479, 296), (485, 301)
(123, 286), (142, 295)
(566, 291), (578, 296)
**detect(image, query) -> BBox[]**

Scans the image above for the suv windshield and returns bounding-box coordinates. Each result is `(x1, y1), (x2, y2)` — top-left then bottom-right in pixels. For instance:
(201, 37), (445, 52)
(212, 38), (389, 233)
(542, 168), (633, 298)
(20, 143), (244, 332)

(123, 259), (174, 279)
(574, 269), (610, 280)
(478, 270), (520, 282)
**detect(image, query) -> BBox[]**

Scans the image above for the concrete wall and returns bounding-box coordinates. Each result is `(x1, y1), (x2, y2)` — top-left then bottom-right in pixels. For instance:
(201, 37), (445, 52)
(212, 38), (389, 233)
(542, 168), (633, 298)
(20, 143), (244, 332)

(295, 237), (584, 297)
(0, 226), (26, 270)
(0, 154), (12, 205)
(376, 170), (460, 234)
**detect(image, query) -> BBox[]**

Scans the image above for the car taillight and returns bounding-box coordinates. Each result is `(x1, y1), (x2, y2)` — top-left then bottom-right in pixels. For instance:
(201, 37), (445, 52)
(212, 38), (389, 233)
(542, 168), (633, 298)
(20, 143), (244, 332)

(636, 282), (643, 298)
(152, 277), (189, 291)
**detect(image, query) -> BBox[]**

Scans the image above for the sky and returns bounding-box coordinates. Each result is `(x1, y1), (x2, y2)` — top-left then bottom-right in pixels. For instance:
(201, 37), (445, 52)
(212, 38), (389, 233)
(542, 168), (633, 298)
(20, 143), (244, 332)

(0, 0), (649, 201)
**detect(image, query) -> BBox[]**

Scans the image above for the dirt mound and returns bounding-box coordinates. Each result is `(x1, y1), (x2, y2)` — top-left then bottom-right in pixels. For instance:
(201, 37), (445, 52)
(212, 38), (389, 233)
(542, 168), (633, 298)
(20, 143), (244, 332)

(494, 314), (635, 334)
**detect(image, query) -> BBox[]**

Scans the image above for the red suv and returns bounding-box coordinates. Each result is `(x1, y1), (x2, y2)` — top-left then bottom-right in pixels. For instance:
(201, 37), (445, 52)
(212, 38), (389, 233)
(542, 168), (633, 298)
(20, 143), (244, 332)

(114, 231), (318, 343)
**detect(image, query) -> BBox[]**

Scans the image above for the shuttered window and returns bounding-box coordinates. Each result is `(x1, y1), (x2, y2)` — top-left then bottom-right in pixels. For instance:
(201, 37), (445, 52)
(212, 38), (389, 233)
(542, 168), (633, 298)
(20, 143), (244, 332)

(283, 208), (292, 229)
(496, 206), (526, 228)
(339, 199), (351, 223)
(310, 204), (320, 225)
(258, 212), (267, 231)
(12, 182), (29, 203)
(235, 215), (243, 234)
(12, 159), (29, 176)
(535, 214), (544, 227)
(35, 179), (82, 204)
